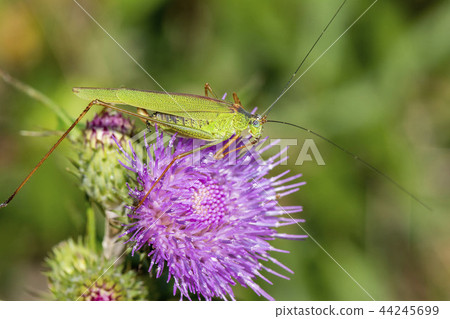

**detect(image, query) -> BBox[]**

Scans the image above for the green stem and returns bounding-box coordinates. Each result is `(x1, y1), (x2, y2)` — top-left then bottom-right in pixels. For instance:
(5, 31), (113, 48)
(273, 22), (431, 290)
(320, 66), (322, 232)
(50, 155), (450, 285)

(86, 205), (97, 252)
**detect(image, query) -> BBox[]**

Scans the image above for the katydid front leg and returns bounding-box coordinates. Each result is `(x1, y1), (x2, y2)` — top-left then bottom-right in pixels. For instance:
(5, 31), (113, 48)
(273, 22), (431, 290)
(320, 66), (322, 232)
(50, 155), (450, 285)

(220, 138), (259, 158)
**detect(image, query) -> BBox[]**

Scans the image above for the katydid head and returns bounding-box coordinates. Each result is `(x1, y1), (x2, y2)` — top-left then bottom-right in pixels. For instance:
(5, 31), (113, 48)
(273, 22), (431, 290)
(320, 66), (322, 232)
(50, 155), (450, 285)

(248, 114), (266, 139)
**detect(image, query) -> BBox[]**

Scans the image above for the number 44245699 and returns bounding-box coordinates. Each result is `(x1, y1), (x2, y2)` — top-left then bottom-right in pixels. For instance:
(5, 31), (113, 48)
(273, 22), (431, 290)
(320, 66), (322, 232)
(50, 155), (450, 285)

(379, 305), (439, 316)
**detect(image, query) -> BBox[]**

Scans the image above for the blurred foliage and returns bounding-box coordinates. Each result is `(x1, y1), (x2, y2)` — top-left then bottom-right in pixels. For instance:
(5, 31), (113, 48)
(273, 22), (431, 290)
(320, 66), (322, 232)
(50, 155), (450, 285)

(0, 0), (449, 300)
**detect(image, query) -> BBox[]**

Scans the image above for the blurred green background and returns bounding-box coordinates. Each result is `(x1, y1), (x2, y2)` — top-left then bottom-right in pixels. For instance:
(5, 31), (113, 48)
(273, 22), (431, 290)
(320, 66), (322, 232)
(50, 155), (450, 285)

(0, 0), (449, 300)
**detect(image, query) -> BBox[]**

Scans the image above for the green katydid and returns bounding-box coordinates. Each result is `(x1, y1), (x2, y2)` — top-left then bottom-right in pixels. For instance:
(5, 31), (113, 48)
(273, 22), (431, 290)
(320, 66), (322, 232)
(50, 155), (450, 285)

(0, 0), (430, 212)
(73, 86), (267, 211)
(0, 84), (266, 210)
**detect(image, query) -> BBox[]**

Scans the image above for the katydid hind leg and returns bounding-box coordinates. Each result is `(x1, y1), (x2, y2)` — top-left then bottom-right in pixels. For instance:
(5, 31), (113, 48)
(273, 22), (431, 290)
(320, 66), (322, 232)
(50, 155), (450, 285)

(0, 100), (97, 209)
(132, 152), (187, 213)
(0, 99), (162, 209)
(132, 140), (222, 213)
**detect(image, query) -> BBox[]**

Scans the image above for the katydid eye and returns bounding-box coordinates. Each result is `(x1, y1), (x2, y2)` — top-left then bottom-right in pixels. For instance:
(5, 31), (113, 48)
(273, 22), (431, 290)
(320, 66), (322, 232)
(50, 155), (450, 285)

(252, 120), (260, 127)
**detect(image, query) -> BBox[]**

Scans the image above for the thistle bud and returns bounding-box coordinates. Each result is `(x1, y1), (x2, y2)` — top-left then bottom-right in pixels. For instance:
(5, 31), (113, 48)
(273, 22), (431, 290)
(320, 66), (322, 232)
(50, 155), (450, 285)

(72, 111), (136, 214)
(45, 238), (146, 301)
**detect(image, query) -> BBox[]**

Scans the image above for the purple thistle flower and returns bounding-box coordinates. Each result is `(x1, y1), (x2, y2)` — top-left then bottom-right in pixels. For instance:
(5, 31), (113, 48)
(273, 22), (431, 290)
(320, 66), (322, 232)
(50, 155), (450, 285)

(116, 131), (307, 300)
